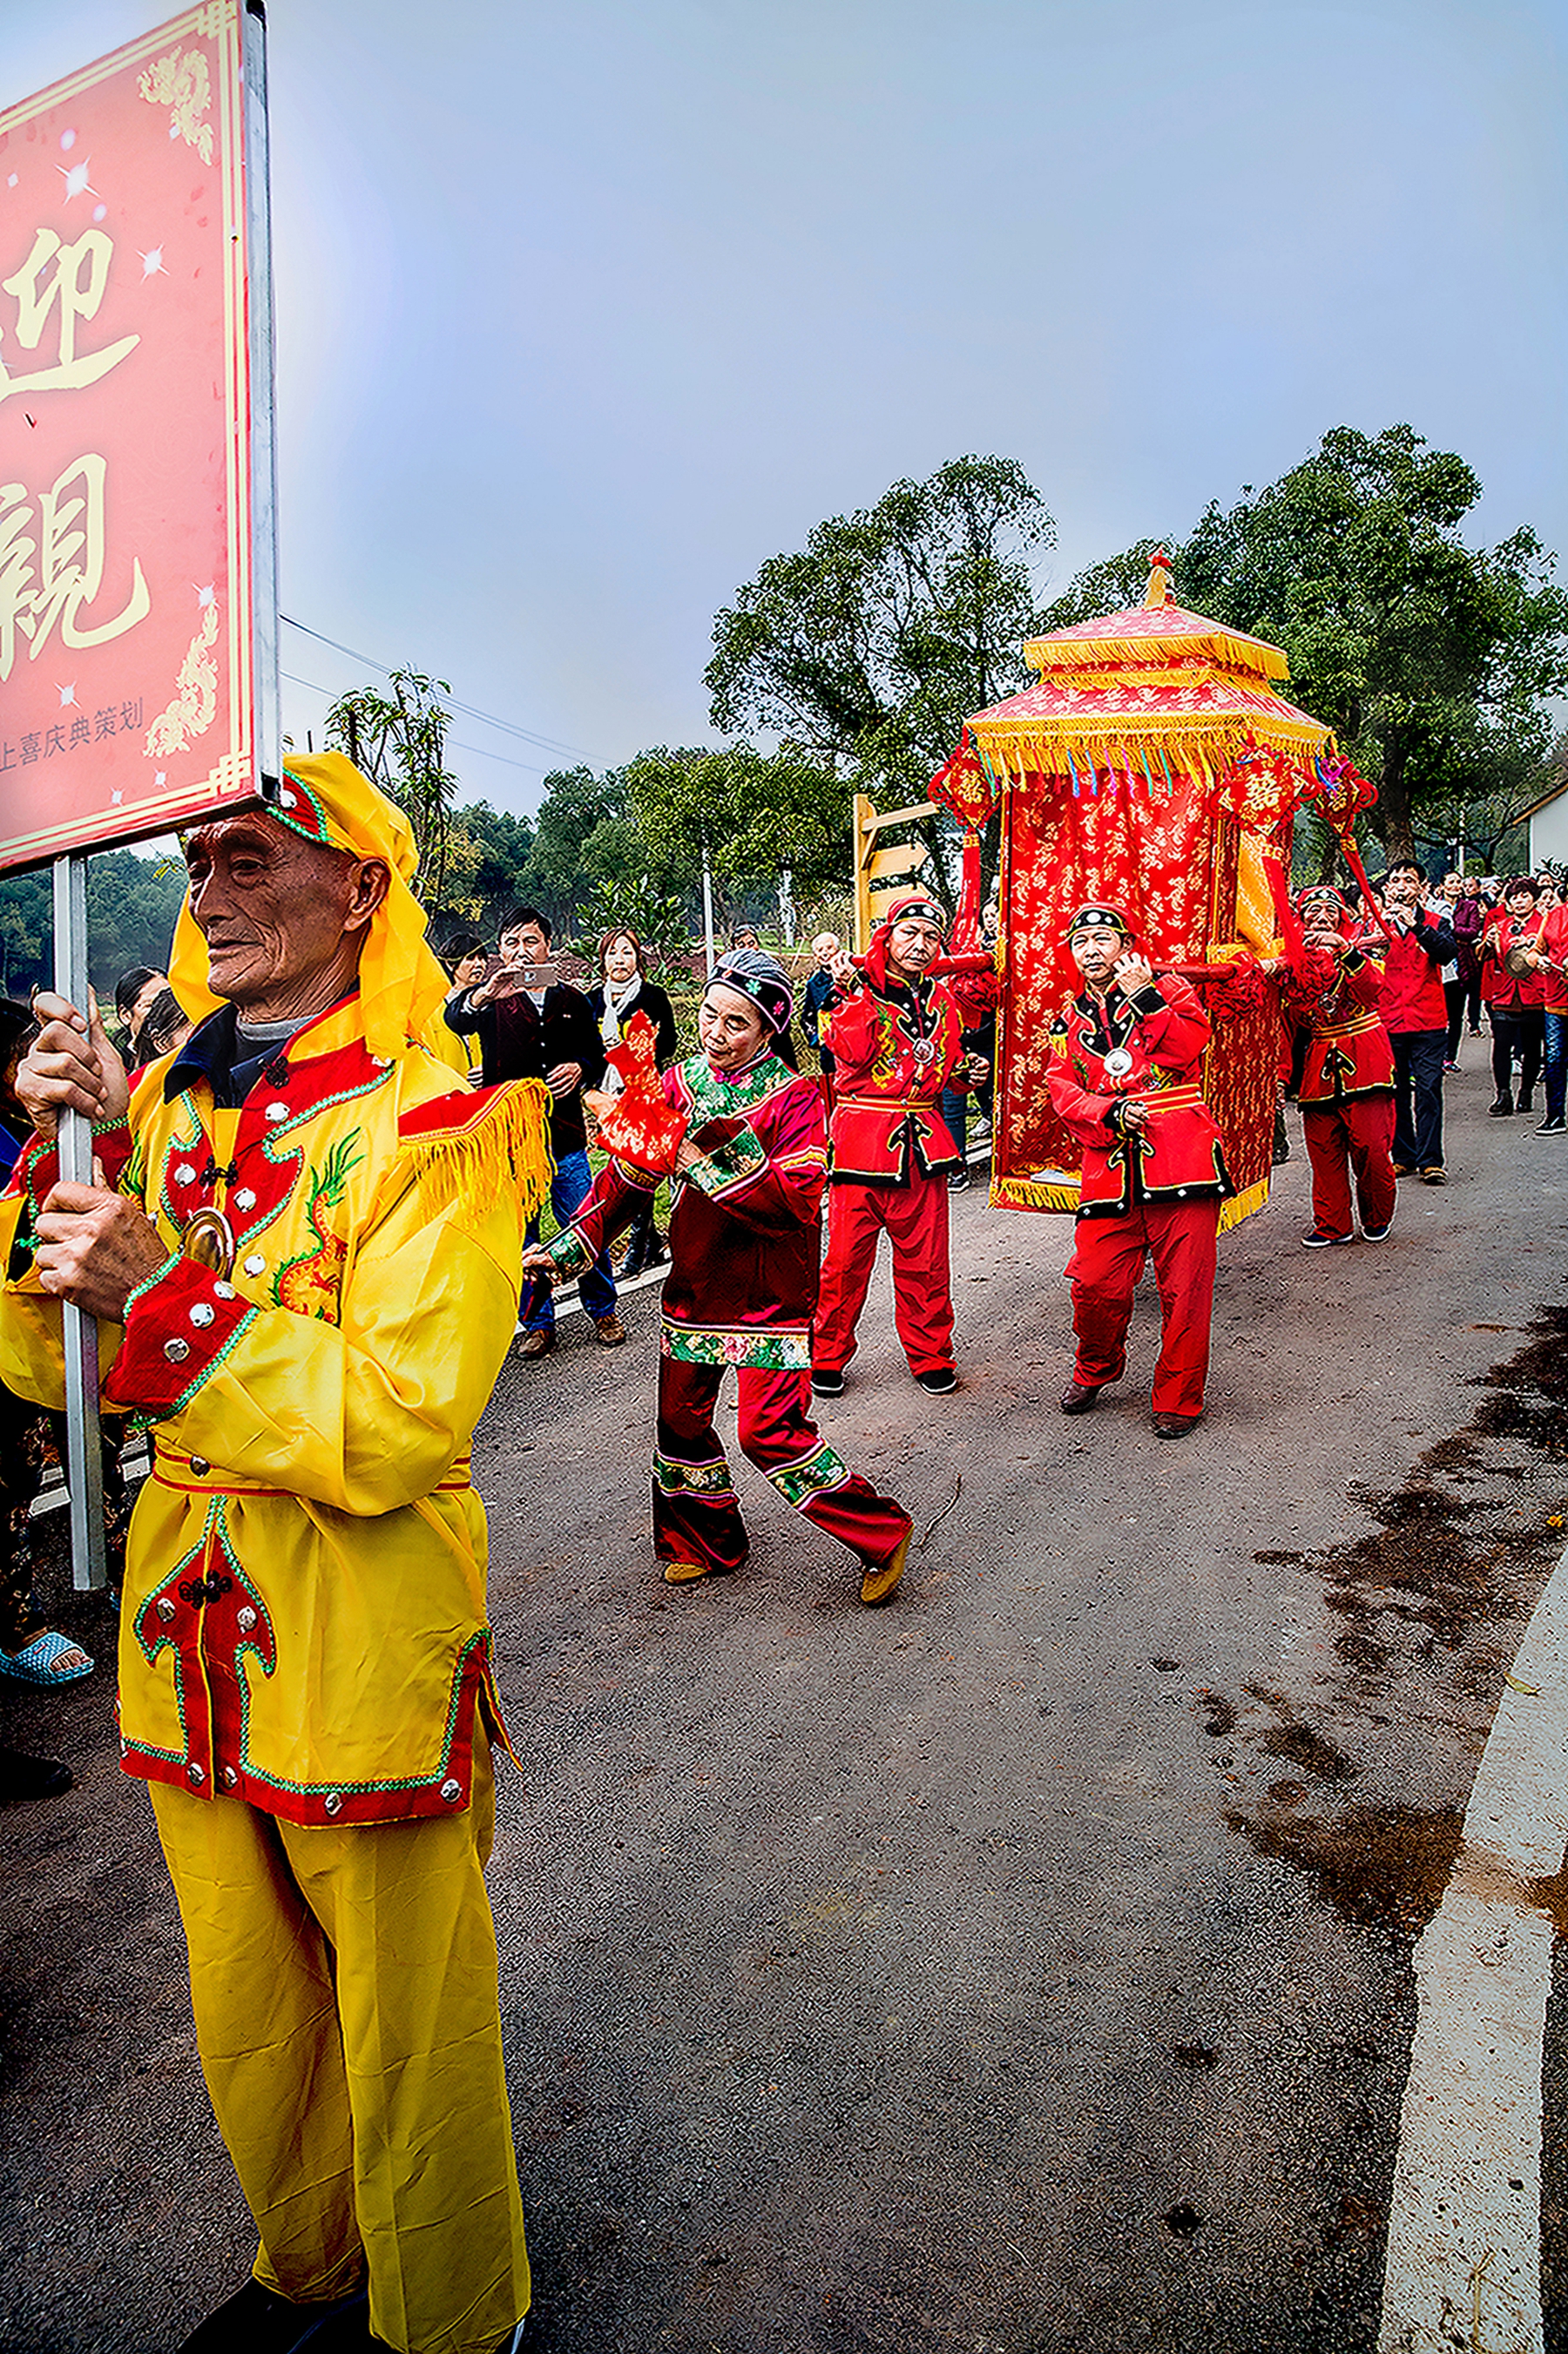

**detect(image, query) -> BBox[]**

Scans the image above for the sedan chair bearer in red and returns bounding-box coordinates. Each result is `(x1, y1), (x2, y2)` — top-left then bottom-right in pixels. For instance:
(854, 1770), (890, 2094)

(811, 893), (987, 1398)
(1044, 903), (1231, 1438)
(1274, 883), (1396, 1248)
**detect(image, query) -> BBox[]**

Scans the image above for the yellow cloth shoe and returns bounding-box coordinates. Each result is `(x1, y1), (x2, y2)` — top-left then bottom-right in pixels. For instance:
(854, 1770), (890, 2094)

(662, 1559), (712, 1584)
(860, 1525), (912, 1607)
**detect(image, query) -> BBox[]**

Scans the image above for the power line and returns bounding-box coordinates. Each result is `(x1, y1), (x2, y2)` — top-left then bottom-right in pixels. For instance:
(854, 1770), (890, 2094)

(279, 670), (554, 776)
(280, 614), (590, 760)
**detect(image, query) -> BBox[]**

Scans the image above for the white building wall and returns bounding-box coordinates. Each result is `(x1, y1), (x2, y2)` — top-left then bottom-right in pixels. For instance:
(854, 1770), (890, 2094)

(1529, 788), (1568, 868)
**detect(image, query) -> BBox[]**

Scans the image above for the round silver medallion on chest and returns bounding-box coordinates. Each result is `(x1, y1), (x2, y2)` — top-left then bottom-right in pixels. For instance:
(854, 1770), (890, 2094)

(910, 1038), (936, 1068)
(1103, 1046), (1134, 1081)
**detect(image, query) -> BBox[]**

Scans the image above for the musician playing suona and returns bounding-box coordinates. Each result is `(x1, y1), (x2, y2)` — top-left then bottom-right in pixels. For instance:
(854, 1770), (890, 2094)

(811, 894), (986, 1398)
(1278, 883), (1396, 1249)
(1044, 903), (1229, 1439)
(525, 949), (914, 1606)
(0, 757), (542, 2354)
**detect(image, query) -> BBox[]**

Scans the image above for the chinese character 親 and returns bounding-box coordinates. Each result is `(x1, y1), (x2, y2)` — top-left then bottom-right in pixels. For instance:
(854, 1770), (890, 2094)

(0, 454), (150, 680)
(0, 227), (139, 406)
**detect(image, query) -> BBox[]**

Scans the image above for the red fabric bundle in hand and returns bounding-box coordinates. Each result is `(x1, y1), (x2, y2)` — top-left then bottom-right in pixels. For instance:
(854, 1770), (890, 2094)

(585, 1011), (686, 1179)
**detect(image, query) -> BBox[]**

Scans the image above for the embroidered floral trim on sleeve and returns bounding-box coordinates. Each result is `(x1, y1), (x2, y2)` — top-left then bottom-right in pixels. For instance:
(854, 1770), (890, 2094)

(684, 1126), (769, 1200)
(545, 1226), (594, 1281)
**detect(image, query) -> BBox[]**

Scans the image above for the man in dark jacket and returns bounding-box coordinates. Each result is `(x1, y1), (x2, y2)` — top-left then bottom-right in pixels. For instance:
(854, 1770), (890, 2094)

(446, 906), (625, 1353)
(1375, 861), (1457, 1185)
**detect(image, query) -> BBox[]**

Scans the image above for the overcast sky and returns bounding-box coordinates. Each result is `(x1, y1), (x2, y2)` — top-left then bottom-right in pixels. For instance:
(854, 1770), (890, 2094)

(5, 0), (1565, 819)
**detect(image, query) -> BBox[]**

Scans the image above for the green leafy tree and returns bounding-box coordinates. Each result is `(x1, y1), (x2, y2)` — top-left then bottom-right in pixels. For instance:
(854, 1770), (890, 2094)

(0, 876), (46, 998)
(513, 766), (629, 930)
(567, 874), (693, 971)
(85, 850), (189, 993)
(625, 744), (852, 922)
(706, 456), (1056, 802)
(324, 669), (459, 900)
(1040, 425), (1568, 860)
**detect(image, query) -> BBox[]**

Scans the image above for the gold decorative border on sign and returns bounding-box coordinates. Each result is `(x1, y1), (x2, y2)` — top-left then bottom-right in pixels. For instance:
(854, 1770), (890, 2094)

(137, 43), (214, 162)
(145, 597), (220, 756)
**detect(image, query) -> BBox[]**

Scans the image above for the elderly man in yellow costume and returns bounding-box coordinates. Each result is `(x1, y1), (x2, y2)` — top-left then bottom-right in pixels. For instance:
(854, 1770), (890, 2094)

(0, 758), (549, 2354)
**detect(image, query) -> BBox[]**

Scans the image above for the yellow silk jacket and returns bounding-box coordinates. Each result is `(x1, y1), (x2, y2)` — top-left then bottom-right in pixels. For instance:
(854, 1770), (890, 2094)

(0, 997), (550, 1826)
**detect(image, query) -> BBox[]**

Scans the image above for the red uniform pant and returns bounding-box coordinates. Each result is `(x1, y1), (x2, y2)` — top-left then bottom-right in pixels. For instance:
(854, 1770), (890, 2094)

(1064, 1196), (1220, 1419)
(813, 1175), (954, 1376)
(654, 1357), (910, 1576)
(1301, 1094), (1396, 1241)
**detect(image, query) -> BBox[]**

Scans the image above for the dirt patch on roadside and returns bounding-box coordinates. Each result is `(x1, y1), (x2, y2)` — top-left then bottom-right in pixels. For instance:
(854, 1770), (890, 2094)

(1213, 1304), (1568, 1938)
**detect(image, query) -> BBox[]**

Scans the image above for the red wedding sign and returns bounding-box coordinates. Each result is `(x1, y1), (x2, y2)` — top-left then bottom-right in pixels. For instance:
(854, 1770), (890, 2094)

(0, 0), (277, 872)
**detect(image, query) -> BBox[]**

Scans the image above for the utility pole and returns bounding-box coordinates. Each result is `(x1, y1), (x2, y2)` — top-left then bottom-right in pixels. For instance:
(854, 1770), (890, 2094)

(700, 831), (715, 971)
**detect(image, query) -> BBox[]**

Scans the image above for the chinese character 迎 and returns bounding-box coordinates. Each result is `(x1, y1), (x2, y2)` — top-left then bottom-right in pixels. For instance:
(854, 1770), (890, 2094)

(0, 227), (139, 407)
(0, 455), (150, 680)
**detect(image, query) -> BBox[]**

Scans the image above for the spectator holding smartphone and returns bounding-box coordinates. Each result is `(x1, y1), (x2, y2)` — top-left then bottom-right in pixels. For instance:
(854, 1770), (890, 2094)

(446, 907), (624, 1353)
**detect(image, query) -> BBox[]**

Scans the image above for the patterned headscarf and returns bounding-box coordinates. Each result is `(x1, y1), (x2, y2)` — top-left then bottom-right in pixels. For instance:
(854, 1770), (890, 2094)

(705, 948), (794, 1033)
(167, 753), (460, 1066)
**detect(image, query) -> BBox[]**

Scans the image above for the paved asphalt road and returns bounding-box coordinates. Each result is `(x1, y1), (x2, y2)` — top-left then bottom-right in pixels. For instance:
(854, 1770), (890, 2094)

(3, 1056), (1566, 2354)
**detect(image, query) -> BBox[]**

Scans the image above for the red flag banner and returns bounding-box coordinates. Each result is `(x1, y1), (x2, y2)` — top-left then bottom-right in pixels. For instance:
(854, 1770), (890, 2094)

(0, 1), (274, 870)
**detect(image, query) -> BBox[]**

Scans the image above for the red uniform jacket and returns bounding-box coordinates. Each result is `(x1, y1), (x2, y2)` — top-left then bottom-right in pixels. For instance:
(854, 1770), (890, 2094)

(1480, 909), (1548, 1010)
(1540, 905), (1568, 1016)
(823, 974), (967, 1187)
(1287, 944), (1395, 1101)
(1375, 908), (1455, 1032)
(1044, 972), (1229, 1219)
(550, 1050), (828, 1371)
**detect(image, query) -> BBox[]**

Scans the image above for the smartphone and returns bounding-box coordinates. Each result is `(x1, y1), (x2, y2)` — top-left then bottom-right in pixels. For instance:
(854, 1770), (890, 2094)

(482, 957), (558, 998)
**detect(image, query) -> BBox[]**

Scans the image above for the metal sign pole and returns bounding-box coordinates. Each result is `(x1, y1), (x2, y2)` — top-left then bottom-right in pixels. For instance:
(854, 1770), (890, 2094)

(243, 1), (282, 799)
(52, 853), (107, 1593)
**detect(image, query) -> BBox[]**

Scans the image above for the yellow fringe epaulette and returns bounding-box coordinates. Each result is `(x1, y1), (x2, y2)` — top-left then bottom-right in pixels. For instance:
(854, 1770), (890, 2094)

(396, 1079), (554, 1224)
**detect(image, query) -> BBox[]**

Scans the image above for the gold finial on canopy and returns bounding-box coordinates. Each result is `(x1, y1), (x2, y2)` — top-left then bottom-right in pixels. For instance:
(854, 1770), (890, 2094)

(1144, 546), (1173, 607)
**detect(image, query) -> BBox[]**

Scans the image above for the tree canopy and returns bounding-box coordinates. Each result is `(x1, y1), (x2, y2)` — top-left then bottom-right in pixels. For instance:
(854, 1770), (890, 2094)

(1039, 424), (1568, 861)
(706, 455), (1055, 802)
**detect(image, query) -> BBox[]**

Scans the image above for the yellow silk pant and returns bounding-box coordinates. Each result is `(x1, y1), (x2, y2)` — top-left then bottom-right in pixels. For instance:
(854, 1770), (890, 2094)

(149, 1744), (531, 2354)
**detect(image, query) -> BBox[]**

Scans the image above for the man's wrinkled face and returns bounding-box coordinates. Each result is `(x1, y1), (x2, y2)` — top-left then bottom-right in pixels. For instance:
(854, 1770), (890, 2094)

(887, 916), (943, 978)
(184, 815), (379, 1013)
(1068, 923), (1126, 986)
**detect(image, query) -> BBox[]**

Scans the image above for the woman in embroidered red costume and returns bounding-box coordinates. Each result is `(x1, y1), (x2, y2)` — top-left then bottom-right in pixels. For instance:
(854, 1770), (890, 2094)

(528, 950), (912, 1605)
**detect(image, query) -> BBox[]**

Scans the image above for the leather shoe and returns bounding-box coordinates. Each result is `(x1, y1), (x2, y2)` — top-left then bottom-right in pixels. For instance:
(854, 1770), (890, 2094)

(1152, 1411), (1199, 1440)
(179, 2278), (368, 2352)
(1059, 1380), (1102, 1415)
(517, 1329), (556, 1358)
(592, 1314), (627, 1346)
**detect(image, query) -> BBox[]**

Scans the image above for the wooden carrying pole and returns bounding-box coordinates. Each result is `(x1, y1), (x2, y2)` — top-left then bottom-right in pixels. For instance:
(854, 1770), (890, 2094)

(53, 854), (108, 1591)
